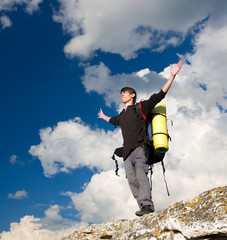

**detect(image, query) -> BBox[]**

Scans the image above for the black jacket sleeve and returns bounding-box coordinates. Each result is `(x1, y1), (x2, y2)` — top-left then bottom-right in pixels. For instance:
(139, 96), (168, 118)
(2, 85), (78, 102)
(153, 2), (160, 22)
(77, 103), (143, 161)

(141, 89), (166, 116)
(109, 115), (119, 126)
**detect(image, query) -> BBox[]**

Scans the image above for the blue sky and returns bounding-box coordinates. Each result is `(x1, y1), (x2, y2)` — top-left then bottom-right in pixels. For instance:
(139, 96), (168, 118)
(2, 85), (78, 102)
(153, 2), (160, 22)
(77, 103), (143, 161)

(0, 0), (227, 239)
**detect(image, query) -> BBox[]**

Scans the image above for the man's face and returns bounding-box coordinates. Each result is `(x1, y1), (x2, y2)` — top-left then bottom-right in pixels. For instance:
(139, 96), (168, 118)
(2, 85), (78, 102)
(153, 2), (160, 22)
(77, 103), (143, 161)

(121, 91), (135, 104)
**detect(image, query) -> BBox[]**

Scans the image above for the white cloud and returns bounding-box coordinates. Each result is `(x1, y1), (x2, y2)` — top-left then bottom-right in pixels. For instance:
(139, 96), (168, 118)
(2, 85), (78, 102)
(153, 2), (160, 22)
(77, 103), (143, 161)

(0, 0), (42, 15)
(9, 154), (24, 166)
(0, 15), (12, 29)
(135, 68), (150, 79)
(43, 205), (63, 221)
(29, 117), (122, 177)
(0, 205), (86, 240)
(8, 190), (29, 200)
(40, 205), (85, 232)
(0, 215), (59, 240)
(53, 0), (226, 59)
(63, 169), (138, 223)
(82, 62), (167, 108)
(179, 24), (227, 110)
(9, 154), (17, 164)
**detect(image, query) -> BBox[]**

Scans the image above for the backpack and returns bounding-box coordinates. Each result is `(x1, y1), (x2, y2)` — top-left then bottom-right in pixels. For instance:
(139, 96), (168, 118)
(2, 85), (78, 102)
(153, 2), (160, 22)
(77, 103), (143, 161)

(111, 101), (171, 196)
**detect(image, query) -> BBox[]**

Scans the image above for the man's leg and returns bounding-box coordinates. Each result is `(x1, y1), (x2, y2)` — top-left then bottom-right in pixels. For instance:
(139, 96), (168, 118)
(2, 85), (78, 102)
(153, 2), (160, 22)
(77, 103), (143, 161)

(129, 147), (154, 216)
(132, 147), (154, 209)
(125, 147), (154, 216)
(124, 156), (142, 209)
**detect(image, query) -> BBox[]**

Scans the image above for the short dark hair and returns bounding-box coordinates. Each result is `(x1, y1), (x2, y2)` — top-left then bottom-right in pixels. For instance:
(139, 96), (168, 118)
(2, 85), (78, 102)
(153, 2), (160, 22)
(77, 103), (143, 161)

(120, 87), (137, 104)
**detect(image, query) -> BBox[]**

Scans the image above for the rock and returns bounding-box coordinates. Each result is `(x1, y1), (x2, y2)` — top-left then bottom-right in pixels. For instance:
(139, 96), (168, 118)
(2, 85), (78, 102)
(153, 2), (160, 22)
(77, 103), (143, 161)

(61, 186), (227, 240)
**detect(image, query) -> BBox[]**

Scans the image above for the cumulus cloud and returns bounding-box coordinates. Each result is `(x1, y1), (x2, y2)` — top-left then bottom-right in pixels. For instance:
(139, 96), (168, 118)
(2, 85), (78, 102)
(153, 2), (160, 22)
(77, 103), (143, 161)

(178, 25), (227, 110)
(82, 62), (167, 108)
(0, 0), (42, 14)
(8, 190), (29, 200)
(53, 0), (226, 59)
(40, 205), (85, 232)
(0, 15), (12, 29)
(29, 117), (122, 177)
(63, 169), (138, 223)
(0, 215), (59, 240)
(0, 205), (86, 240)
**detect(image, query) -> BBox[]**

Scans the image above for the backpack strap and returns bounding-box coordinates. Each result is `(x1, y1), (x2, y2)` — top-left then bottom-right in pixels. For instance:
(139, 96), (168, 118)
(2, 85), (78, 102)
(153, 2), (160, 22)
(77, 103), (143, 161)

(111, 147), (123, 176)
(161, 160), (170, 196)
(111, 153), (120, 176)
(139, 102), (146, 120)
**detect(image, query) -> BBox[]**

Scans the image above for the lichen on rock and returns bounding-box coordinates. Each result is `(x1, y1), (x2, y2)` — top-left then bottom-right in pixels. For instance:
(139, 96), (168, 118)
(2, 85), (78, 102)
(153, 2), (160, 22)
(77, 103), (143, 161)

(61, 186), (227, 240)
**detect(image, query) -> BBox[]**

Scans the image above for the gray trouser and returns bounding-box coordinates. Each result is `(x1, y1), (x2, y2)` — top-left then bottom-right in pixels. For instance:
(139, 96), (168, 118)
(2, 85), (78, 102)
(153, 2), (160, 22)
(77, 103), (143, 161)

(124, 147), (154, 210)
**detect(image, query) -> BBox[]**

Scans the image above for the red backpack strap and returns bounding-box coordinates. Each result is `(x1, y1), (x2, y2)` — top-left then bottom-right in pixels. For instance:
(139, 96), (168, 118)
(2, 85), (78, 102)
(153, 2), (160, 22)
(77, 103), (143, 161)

(139, 102), (146, 120)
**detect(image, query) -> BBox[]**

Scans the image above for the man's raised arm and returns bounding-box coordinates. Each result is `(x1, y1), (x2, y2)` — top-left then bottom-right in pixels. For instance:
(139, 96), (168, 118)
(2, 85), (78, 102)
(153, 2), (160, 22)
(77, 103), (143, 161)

(98, 108), (111, 122)
(162, 61), (182, 93)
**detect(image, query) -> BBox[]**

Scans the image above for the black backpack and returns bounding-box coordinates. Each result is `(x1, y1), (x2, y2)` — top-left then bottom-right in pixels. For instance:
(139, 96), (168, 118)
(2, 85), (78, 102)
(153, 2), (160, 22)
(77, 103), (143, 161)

(111, 102), (171, 196)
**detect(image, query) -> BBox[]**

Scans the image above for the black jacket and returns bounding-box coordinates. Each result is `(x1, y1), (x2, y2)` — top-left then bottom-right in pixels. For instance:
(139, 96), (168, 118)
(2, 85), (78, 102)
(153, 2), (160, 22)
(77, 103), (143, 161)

(109, 90), (166, 159)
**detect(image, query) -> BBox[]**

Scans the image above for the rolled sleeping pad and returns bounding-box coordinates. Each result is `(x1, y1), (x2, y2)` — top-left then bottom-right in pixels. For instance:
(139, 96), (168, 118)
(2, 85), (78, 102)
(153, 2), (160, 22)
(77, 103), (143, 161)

(150, 102), (168, 153)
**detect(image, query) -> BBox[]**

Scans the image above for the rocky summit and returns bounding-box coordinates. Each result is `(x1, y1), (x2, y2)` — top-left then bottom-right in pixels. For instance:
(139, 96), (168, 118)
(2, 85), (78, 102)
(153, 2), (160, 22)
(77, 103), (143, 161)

(62, 186), (227, 240)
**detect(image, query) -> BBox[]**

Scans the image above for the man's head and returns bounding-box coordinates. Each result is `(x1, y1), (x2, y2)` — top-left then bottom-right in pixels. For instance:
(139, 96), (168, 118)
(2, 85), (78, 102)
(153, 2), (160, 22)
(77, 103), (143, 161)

(120, 87), (137, 104)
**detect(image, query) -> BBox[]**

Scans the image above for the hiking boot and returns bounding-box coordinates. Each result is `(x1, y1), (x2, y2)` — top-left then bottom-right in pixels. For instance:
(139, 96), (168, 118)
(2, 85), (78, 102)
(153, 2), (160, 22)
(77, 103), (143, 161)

(135, 205), (154, 217)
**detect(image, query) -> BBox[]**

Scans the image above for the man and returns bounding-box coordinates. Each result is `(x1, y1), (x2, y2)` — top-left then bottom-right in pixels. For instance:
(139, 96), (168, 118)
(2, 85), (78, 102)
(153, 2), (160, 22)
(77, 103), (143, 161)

(98, 61), (182, 216)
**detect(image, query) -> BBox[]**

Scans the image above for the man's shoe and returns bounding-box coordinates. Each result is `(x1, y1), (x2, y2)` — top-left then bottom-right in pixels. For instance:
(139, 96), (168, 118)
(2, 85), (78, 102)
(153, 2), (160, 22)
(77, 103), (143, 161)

(135, 205), (154, 217)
